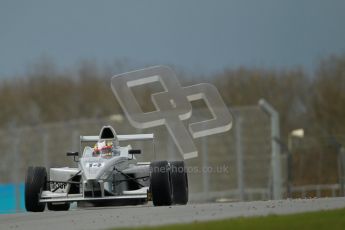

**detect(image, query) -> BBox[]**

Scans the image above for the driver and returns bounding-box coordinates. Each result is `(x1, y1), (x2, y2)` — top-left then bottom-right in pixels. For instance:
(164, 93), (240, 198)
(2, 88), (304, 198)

(93, 140), (113, 158)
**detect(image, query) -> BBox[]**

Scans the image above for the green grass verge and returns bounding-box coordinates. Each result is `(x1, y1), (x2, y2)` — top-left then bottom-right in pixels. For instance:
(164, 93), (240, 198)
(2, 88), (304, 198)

(113, 208), (345, 230)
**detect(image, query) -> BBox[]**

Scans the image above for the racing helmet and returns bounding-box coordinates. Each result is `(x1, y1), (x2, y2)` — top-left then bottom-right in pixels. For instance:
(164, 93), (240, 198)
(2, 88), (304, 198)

(93, 141), (113, 158)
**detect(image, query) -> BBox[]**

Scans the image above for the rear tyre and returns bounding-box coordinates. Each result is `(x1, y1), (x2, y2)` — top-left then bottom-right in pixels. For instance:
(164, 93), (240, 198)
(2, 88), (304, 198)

(25, 166), (47, 212)
(170, 161), (188, 205)
(47, 202), (70, 211)
(150, 161), (172, 206)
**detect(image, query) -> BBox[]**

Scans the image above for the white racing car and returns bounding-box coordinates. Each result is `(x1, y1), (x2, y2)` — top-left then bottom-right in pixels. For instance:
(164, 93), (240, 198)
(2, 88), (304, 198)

(25, 126), (188, 212)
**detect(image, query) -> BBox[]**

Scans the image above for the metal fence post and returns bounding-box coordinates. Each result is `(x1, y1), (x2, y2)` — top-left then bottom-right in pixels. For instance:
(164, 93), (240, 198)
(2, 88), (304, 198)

(258, 99), (283, 200)
(338, 147), (345, 196)
(235, 117), (245, 201)
(42, 132), (50, 169)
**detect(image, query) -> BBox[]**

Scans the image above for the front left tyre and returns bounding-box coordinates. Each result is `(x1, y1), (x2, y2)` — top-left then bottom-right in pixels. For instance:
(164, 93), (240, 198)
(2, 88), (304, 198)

(150, 161), (173, 206)
(25, 166), (47, 212)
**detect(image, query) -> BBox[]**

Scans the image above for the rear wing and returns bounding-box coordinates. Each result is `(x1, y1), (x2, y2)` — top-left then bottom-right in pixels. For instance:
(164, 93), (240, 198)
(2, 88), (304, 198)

(78, 133), (156, 159)
(80, 134), (154, 142)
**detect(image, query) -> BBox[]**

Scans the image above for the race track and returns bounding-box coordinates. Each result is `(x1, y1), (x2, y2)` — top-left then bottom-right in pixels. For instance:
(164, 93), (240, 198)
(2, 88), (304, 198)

(1, 197), (345, 230)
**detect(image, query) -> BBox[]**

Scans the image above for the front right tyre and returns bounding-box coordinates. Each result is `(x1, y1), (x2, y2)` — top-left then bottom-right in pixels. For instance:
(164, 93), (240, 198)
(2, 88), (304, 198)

(25, 166), (47, 212)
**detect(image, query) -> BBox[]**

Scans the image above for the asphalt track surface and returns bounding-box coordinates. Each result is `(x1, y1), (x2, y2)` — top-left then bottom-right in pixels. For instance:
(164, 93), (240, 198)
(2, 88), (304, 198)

(1, 197), (345, 230)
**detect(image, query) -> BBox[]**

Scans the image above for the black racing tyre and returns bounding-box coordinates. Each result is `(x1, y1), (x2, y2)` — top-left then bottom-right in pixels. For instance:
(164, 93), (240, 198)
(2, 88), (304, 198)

(47, 202), (70, 211)
(170, 161), (188, 205)
(25, 166), (47, 212)
(150, 161), (172, 206)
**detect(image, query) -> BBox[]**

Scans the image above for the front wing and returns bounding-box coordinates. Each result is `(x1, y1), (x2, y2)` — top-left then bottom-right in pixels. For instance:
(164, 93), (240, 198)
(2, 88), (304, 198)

(40, 187), (149, 203)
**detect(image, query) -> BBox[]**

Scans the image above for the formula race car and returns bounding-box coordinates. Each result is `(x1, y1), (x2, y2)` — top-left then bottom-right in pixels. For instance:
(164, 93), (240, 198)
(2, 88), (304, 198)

(25, 126), (188, 212)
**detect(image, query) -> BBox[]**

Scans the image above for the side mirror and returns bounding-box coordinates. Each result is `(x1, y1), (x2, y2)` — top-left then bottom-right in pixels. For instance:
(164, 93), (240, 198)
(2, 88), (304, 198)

(66, 152), (79, 157)
(67, 152), (79, 162)
(128, 149), (141, 155)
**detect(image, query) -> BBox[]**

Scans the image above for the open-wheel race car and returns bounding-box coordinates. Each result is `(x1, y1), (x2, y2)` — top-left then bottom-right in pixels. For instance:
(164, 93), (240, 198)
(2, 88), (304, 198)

(25, 126), (188, 212)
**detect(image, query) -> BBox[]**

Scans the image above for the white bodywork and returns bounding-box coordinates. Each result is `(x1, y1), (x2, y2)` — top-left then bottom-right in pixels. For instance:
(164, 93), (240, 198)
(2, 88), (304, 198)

(40, 126), (154, 204)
